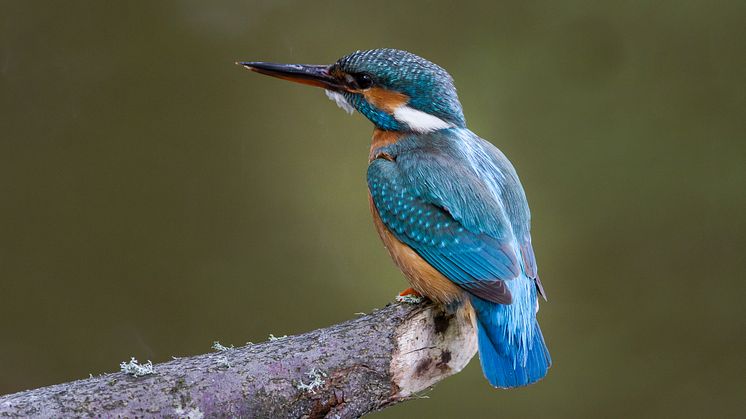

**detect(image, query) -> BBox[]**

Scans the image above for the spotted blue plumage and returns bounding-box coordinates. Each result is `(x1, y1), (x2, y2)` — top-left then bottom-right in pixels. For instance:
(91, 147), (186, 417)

(368, 156), (517, 303)
(368, 127), (551, 387)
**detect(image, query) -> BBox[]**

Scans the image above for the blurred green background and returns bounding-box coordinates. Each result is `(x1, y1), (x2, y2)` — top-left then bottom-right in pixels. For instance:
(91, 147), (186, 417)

(1, 1), (745, 417)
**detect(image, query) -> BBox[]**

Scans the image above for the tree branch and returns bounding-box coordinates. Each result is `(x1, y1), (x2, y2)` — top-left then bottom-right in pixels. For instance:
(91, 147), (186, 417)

(0, 301), (477, 418)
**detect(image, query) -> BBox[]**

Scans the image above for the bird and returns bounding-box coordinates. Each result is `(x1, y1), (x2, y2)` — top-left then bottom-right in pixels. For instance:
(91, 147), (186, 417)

(238, 49), (551, 388)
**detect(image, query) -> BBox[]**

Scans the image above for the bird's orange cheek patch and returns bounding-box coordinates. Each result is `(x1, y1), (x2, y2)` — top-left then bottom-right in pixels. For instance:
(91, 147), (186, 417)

(362, 87), (409, 113)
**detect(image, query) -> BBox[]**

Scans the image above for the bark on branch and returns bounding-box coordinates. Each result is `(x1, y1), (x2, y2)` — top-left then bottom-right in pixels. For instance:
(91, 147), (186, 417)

(0, 301), (477, 418)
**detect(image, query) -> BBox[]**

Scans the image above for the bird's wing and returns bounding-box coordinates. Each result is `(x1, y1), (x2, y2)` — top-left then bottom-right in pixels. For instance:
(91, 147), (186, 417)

(368, 155), (521, 304)
(518, 237), (546, 299)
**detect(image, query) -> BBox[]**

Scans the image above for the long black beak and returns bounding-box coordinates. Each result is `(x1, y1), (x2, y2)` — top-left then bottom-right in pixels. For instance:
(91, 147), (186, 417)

(237, 62), (342, 90)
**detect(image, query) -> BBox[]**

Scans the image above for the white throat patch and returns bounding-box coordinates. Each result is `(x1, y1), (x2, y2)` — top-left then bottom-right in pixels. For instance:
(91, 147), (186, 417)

(325, 90), (355, 115)
(392, 105), (453, 133)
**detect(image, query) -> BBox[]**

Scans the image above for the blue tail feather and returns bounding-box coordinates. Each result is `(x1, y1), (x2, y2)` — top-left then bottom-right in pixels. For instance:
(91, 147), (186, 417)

(472, 297), (551, 388)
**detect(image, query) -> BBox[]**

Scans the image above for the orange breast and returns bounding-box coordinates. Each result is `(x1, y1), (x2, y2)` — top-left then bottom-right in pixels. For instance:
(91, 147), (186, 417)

(369, 129), (401, 162)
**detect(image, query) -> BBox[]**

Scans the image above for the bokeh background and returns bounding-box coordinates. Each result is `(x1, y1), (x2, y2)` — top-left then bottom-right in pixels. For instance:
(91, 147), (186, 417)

(1, 1), (745, 417)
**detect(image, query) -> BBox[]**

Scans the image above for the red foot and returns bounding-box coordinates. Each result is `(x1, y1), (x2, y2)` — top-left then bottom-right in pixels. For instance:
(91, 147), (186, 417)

(398, 287), (422, 298)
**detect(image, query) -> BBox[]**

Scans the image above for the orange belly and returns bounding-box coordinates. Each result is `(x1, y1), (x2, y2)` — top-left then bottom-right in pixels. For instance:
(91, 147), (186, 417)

(368, 194), (464, 304)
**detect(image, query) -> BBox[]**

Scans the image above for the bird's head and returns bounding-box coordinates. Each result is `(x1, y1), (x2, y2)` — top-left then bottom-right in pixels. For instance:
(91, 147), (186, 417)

(239, 49), (465, 133)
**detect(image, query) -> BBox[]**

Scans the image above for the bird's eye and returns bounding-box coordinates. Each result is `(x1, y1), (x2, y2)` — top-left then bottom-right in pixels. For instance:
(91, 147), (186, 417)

(353, 73), (374, 89)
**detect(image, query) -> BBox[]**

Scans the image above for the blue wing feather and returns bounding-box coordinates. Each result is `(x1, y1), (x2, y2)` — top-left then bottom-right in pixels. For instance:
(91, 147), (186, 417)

(368, 140), (521, 303)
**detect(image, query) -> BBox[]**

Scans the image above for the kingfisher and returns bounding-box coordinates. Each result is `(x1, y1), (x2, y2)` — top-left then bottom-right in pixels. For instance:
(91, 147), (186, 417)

(238, 49), (551, 388)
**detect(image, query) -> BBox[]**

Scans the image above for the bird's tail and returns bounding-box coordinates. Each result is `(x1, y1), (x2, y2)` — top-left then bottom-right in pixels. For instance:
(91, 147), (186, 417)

(471, 296), (551, 388)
